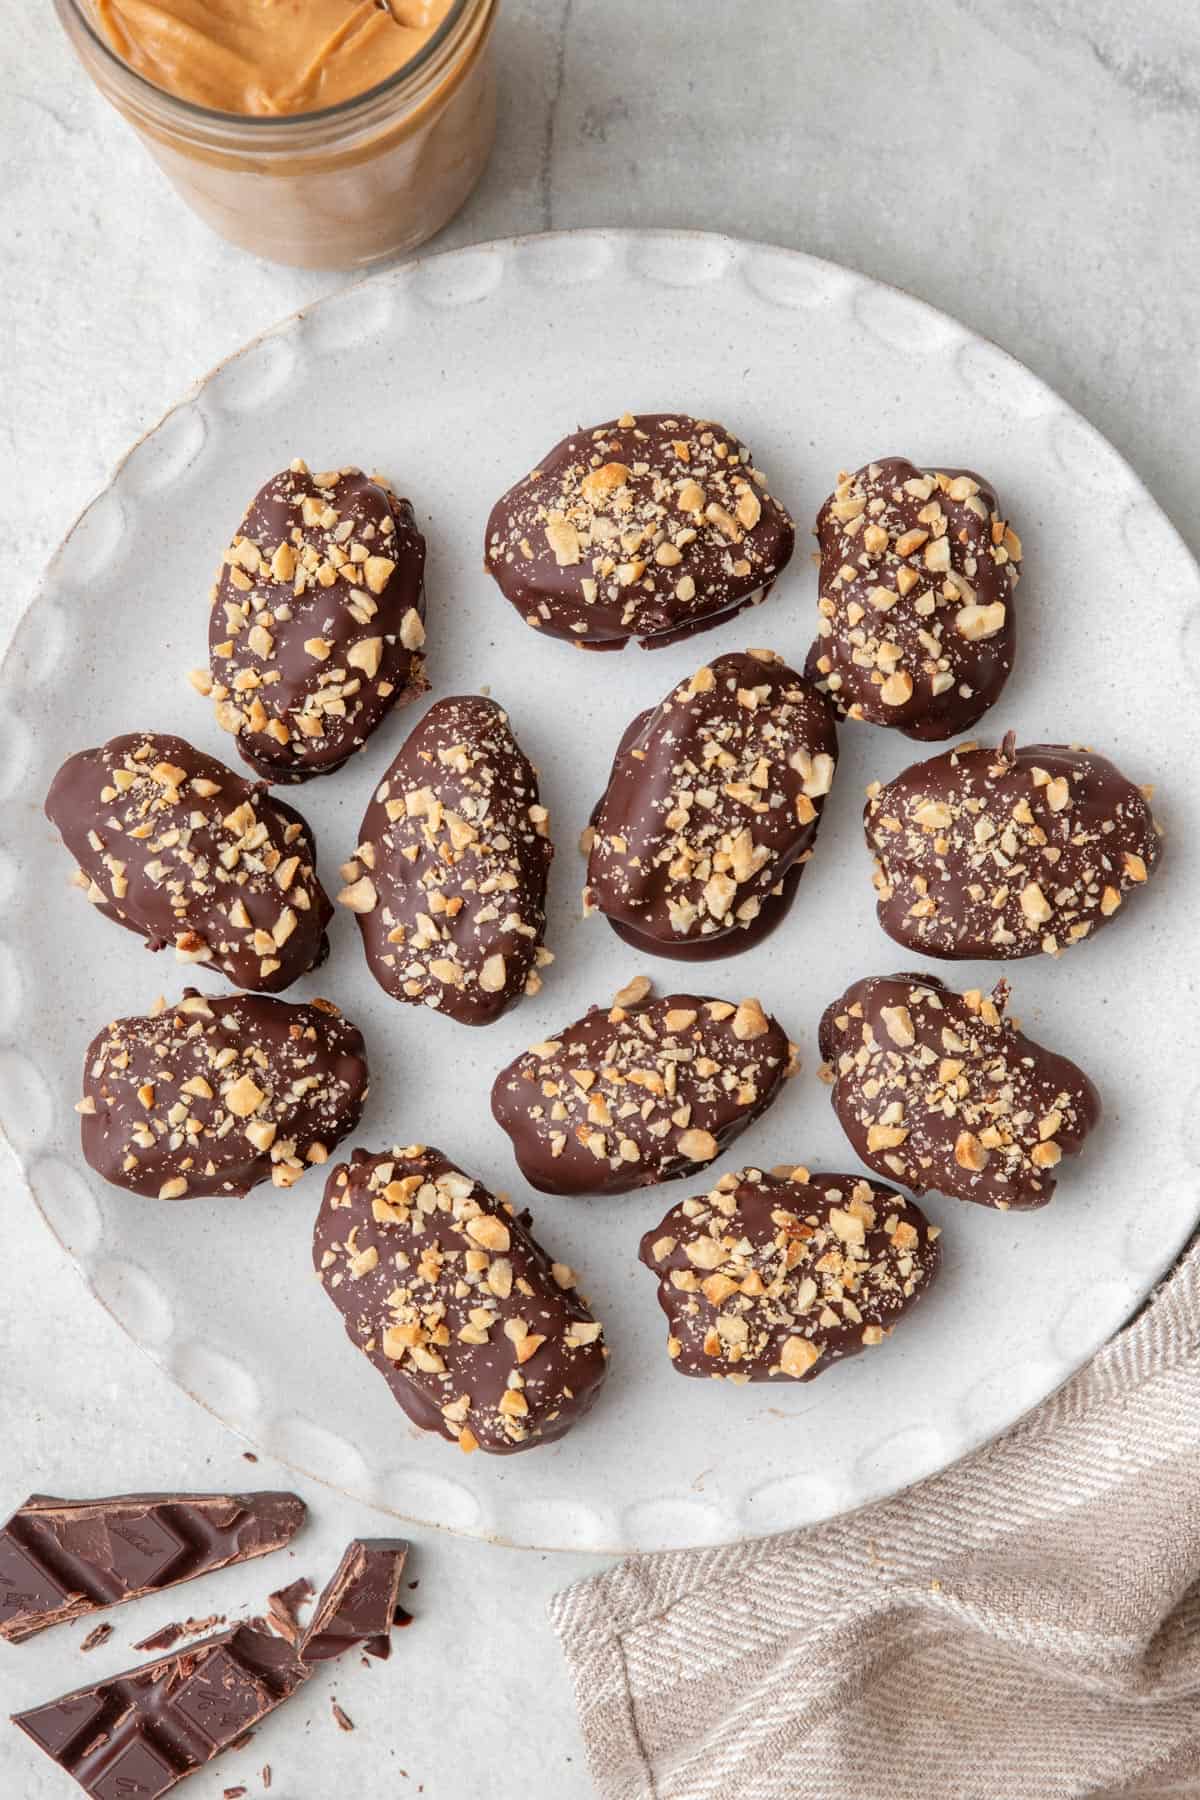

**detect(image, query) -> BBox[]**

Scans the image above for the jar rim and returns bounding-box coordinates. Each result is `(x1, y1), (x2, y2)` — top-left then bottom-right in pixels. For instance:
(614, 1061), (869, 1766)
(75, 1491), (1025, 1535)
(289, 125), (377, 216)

(61, 0), (477, 129)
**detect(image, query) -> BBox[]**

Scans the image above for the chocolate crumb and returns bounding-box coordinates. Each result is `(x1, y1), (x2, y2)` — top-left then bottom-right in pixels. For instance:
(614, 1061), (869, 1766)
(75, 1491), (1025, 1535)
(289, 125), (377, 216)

(79, 1623), (112, 1652)
(332, 1702), (355, 1732)
(131, 1620), (182, 1652)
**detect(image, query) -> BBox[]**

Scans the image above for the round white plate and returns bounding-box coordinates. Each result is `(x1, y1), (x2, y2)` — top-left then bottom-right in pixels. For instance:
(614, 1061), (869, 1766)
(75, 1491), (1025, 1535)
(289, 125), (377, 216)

(2, 230), (1198, 1554)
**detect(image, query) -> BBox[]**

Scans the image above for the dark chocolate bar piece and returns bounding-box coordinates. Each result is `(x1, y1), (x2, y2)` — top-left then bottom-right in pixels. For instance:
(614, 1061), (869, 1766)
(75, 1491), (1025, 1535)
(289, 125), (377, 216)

(12, 1621), (308, 1796)
(299, 1539), (409, 1663)
(44, 733), (332, 993)
(484, 412), (795, 650)
(0, 1492), (304, 1647)
(204, 461), (427, 783)
(338, 695), (554, 1024)
(806, 458), (1022, 740)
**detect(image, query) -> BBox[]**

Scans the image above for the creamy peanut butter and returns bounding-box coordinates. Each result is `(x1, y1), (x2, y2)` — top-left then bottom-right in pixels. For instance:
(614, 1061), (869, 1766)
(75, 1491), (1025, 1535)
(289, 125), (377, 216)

(96, 0), (455, 113)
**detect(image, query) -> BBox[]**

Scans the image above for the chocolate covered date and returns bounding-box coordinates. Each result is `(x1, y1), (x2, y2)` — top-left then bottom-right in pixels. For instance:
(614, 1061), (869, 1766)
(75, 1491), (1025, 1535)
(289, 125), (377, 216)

(78, 988), (369, 1198)
(484, 412), (794, 650)
(337, 696), (553, 1024)
(640, 1165), (940, 1382)
(866, 732), (1162, 959)
(490, 977), (797, 1196)
(200, 460), (426, 782)
(314, 1145), (608, 1455)
(45, 732), (332, 992)
(819, 973), (1100, 1210)
(806, 458), (1022, 739)
(584, 650), (838, 958)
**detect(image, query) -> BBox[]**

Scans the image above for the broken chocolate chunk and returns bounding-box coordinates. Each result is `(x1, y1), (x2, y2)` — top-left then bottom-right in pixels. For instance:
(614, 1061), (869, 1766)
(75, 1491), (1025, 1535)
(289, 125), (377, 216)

(490, 978), (797, 1196)
(314, 1145), (609, 1454)
(819, 973), (1100, 1209)
(12, 1621), (309, 1796)
(299, 1539), (408, 1663)
(338, 696), (553, 1024)
(204, 460), (427, 782)
(806, 458), (1021, 739)
(79, 989), (369, 1199)
(264, 1578), (313, 1649)
(585, 650), (838, 958)
(0, 1491), (304, 1647)
(640, 1165), (940, 1381)
(484, 412), (794, 650)
(45, 732), (332, 993)
(865, 732), (1162, 959)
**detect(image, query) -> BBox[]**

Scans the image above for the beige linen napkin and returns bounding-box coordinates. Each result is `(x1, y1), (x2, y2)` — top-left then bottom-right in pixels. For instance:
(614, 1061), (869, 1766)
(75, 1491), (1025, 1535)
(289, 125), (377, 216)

(550, 1243), (1200, 1800)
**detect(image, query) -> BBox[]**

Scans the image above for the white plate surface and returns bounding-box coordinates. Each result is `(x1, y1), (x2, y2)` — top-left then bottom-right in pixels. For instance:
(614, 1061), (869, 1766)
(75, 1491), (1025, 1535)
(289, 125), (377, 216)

(2, 230), (1198, 1554)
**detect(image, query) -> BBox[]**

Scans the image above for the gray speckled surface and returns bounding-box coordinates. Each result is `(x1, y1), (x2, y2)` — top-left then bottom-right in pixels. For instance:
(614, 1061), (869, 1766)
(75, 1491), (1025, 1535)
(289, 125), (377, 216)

(2, 3), (1196, 1794)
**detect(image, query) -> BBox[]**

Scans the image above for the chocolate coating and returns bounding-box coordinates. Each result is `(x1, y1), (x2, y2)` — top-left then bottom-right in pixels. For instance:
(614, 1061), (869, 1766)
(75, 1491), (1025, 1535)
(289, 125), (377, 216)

(13, 1621), (309, 1797)
(640, 1166), (940, 1382)
(338, 695), (553, 1025)
(0, 1491), (304, 1647)
(806, 458), (1022, 740)
(490, 979), (797, 1197)
(299, 1538), (408, 1663)
(45, 732), (332, 993)
(819, 973), (1100, 1210)
(484, 412), (795, 650)
(313, 1145), (609, 1455)
(205, 461), (427, 782)
(866, 732), (1162, 960)
(80, 988), (369, 1199)
(585, 651), (838, 958)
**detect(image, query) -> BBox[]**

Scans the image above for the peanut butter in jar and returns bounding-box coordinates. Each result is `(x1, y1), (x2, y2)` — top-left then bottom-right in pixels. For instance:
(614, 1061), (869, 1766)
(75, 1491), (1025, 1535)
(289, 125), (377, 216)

(55, 0), (498, 268)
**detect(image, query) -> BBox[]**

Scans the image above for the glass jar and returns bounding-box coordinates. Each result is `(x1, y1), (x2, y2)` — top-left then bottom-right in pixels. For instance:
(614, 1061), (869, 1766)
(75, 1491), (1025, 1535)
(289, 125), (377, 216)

(54, 0), (498, 270)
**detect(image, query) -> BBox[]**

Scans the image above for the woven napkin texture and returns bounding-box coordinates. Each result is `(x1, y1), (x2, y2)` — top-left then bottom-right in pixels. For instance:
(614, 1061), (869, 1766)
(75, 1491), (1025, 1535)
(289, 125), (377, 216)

(549, 1242), (1200, 1800)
